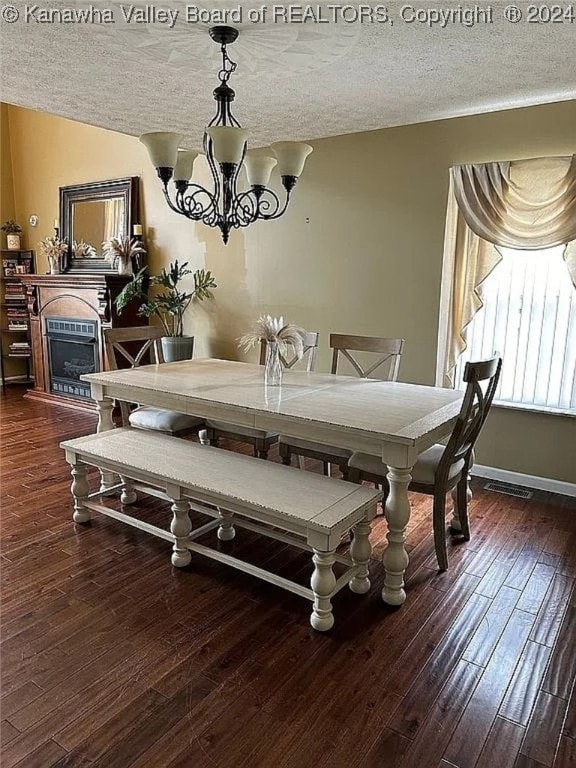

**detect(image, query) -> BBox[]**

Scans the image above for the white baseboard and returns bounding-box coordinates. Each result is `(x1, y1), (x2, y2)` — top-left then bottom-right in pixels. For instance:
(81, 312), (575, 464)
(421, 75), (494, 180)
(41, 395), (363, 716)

(472, 464), (576, 499)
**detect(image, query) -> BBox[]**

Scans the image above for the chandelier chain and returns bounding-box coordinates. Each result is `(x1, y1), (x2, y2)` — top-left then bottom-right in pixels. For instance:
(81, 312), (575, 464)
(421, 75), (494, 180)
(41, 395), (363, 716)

(218, 42), (237, 85)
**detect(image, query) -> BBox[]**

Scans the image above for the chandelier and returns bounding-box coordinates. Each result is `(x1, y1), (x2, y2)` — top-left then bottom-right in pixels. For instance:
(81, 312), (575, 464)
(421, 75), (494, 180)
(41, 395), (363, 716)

(140, 26), (313, 244)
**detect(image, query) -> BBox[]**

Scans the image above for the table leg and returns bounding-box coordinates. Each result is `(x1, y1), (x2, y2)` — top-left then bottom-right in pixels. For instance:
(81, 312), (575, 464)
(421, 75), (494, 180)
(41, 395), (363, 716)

(96, 395), (117, 493)
(382, 465), (412, 606)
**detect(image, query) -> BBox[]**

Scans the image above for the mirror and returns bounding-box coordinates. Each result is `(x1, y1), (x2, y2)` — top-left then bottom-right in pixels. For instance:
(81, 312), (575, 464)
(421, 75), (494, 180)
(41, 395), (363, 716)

(59, 177), (139, 272)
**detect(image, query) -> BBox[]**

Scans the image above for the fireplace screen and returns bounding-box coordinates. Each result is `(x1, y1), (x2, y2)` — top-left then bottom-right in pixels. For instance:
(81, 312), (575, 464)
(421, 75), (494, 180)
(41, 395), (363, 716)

(46, 318), (99, 399)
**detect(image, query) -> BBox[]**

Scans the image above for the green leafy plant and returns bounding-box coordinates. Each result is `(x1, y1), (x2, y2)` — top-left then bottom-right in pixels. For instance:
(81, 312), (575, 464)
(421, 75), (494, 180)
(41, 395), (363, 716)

(1, 220), (22, 235)
(115, 261), (217, 337)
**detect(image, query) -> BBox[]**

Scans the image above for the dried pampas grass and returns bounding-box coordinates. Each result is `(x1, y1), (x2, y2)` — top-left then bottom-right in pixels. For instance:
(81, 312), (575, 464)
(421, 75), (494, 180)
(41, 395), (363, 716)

(238, 315), (305, 358)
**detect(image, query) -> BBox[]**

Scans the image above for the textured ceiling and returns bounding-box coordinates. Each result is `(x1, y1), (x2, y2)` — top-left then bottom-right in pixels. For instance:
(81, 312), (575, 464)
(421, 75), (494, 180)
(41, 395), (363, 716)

(1, 1), (575, 147)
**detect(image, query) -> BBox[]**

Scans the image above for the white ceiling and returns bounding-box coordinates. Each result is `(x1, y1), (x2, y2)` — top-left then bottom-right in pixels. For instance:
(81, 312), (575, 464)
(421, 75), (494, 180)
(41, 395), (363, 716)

(1, 1), (575, 147)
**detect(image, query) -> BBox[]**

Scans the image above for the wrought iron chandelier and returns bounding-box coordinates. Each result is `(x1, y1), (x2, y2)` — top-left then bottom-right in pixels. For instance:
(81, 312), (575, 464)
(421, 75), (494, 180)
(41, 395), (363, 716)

(140, 26), (313, 244)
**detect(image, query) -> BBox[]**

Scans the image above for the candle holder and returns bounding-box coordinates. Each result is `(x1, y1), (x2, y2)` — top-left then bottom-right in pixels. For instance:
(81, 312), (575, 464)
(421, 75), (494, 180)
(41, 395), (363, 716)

(131, 224), (146, 271)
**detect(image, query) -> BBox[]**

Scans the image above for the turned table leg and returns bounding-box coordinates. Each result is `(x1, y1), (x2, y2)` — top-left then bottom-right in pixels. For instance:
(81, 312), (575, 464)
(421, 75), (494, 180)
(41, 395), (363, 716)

(310, 549), (336, 631)
(349, 517), (372, 594)
(382, 465), (413, 606)
(170, 499), (192, 568)
(120, 477), (137, 505)
(217, 508), (236, 541)
(71, 463), (91, 523)
(96, 395), (117, 493)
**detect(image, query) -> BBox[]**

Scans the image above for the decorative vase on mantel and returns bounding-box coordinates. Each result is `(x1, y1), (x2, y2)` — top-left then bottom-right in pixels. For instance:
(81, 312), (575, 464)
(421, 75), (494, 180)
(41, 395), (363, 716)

(264, 341), (283, 387)
(6, 234), (21, 251)
(116, 258), (133, 276)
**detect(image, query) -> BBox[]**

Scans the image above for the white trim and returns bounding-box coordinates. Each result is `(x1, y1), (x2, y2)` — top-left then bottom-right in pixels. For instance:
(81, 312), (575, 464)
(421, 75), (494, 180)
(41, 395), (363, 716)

(435, 175), (457, 387)
(471, 464), (576, 498)
(492, 401), (576, 419)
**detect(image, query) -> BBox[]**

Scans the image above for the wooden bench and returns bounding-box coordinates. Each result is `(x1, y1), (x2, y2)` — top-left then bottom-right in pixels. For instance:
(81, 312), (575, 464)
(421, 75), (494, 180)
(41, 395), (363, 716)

(60, 428), (381, 631)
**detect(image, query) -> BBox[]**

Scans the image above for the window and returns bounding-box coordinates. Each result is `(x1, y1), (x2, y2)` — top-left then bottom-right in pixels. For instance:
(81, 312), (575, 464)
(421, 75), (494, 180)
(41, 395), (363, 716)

(455, 245), (576, 413)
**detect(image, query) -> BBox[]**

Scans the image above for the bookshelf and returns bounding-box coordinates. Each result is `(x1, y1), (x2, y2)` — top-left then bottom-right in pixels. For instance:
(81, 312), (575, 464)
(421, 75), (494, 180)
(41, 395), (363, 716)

(0, 249), (35, 389)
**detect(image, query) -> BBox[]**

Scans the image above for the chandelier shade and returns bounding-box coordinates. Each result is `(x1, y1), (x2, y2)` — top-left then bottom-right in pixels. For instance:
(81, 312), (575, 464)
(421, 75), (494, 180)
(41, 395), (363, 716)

(206, 126), (249, 166)
(140, 26), (313, 244)
(140, 132), (182, 171)
(244, 152), (278, 187)
(271, 142), (314, 178)
(173, 149), (199, 182)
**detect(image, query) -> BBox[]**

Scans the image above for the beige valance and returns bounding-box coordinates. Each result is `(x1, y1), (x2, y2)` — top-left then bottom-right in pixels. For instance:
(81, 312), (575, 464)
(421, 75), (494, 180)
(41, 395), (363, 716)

(437, 156), (576, 388)
(452, 156), (576, 250)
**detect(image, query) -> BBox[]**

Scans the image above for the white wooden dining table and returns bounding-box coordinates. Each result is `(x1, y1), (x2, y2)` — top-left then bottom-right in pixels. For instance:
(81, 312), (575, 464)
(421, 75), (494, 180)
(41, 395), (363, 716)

(82, 358), (463, 606)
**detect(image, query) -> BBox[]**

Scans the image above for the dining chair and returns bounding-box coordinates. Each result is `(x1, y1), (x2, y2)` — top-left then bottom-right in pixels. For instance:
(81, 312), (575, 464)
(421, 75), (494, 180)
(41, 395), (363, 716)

(103, 326), (204, 437)
(278, 334), (405, 479)
(347, 355), (502, 571)
(205, 332), (320, 459)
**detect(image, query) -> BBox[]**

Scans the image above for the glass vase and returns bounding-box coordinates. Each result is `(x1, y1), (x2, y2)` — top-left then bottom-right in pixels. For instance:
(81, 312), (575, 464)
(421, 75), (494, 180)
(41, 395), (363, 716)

(265, 341), (283, 387)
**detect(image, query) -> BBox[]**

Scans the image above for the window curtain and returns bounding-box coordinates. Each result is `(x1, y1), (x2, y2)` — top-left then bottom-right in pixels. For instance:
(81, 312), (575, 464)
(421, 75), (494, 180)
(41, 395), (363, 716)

(436, 155), (576, 387)
(103, 198), (125, 242)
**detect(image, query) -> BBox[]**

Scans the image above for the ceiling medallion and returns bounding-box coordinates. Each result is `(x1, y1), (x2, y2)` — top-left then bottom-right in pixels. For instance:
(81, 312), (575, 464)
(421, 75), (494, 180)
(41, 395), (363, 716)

(140, 26), (313, 244)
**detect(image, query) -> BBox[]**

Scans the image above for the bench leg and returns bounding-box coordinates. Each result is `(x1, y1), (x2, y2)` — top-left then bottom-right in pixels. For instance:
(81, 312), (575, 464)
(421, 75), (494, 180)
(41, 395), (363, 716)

(71, 463), (90, 523)
(310, 549), (336, 631)
(170, 500), (192, 568)
(120, 477), (137, 505)
(349, 518), (372, 594)
(217, 509), (236, 541)
(96, 396), (117, 494)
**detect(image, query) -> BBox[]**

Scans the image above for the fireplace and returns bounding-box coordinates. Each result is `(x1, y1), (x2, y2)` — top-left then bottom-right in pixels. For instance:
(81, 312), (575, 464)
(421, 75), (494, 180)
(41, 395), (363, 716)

(46, 317), (99, 400)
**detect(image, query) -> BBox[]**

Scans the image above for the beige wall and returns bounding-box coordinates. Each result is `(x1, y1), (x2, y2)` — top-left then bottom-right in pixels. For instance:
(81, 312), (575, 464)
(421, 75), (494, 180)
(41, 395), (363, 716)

(0, 102), (16, 225)
(1, 103), (22, 378)
(3, 100), (576, 483)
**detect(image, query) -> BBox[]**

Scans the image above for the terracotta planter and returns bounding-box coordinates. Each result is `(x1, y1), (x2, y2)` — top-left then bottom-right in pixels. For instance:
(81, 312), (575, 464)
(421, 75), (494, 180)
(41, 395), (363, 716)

(6, 234), (21, 250)
(161, 336), (194, 362)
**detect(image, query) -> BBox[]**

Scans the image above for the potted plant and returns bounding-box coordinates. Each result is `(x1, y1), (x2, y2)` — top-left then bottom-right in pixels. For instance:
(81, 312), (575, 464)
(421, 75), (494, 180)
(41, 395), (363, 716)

(1, 221), (23, 250)
(115, 260), (217, 362)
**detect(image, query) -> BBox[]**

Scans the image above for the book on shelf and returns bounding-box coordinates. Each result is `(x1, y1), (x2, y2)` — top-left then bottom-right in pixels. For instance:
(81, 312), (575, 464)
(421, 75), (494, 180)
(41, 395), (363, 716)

(8, 324), (28, 331)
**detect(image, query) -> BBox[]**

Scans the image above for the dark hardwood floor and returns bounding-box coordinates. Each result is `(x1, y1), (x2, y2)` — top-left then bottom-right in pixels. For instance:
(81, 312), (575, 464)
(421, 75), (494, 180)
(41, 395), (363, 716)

(1, 386), (575, 768)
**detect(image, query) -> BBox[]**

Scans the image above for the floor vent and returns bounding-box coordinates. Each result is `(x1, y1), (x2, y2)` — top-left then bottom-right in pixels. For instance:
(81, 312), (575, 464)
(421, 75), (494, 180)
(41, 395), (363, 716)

(484, 480), (533, 499)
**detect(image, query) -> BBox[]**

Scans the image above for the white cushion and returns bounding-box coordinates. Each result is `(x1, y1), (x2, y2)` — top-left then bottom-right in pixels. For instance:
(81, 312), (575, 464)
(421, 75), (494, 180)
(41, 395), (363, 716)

(129, 407), (203, 433)
(278, 435), (351, 460)
(349, 444), (465, 486)
(207, 421), (278, 441)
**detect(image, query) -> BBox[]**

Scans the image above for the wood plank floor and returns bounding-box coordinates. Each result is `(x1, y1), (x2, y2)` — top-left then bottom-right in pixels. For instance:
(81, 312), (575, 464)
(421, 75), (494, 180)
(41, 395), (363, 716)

(1, 386), (575, 768)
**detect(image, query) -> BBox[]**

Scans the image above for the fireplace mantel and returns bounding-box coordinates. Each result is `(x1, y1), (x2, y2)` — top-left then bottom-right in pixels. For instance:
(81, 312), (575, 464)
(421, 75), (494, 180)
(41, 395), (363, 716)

(21, 273), (145, 409)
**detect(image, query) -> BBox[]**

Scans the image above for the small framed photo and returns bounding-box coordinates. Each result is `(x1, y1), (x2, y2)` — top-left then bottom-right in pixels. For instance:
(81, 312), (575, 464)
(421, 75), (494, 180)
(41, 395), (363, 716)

(14, 265), (28, 274)
(3, 260), (17, 276)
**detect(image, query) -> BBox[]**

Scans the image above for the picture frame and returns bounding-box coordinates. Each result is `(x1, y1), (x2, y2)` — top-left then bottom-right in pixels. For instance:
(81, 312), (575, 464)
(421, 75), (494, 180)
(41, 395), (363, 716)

(14, 264), (28, 275)
(3, 259), (17, 276)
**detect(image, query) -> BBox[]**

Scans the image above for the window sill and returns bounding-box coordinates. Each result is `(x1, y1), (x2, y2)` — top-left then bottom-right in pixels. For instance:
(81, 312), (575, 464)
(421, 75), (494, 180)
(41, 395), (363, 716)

(492, 400), (576, 419)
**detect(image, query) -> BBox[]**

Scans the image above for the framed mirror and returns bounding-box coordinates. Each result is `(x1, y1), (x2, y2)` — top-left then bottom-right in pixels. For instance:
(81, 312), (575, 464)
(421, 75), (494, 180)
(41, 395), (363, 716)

(59, 177), (139, 272)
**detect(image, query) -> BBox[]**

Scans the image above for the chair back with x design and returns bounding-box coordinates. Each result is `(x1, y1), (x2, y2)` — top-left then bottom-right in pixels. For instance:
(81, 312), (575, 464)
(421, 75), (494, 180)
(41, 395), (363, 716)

(259, 332), (320, 372)
(437, 355), (502, 485)
(103, 326), (166, 426)
(329, 334), (404, 381)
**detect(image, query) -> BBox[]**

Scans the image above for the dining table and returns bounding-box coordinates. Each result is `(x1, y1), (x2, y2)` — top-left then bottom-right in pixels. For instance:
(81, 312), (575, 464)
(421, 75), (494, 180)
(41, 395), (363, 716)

(81, 358), (464, 607)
